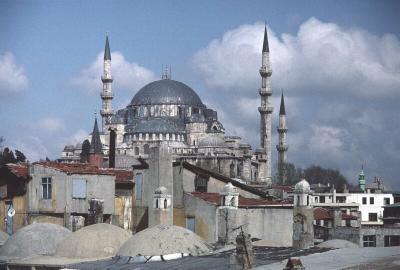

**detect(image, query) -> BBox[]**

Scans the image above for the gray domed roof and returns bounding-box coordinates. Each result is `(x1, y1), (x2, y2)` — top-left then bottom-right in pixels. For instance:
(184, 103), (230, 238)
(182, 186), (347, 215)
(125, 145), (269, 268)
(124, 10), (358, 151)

(133, 118), (185, 134)
(295, 179), (311, 193)
(117, 225), (210, 257)
(198, 135), (226, 147)
(0, 223), (71, 260)
(56, 223), (131, 259)
(130, 79), (205, 107)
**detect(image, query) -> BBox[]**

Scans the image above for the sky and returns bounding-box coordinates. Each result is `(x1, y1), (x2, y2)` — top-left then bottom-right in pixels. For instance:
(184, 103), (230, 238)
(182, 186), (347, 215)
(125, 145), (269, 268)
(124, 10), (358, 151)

(1, 0), (399, 189)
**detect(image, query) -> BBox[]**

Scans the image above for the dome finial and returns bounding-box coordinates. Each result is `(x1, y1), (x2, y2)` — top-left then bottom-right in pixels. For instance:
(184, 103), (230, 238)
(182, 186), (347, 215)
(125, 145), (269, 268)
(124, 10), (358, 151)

(161, 64), (171, 80)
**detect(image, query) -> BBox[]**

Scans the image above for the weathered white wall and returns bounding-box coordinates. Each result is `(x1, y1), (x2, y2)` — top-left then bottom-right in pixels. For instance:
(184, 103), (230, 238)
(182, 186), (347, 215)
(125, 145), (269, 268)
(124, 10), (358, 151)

(28, 164), (115, 215)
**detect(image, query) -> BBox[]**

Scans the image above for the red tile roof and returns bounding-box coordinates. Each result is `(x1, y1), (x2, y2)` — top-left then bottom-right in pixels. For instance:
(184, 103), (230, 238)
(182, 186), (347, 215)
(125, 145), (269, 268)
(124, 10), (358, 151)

(190, 192), (291, 207)
(34, 162), (133, 182)
(100, 168), (134, 183)
(6, 163), (29, 179)
(314, 207), (333, 220)
(342, 213), (358, 220)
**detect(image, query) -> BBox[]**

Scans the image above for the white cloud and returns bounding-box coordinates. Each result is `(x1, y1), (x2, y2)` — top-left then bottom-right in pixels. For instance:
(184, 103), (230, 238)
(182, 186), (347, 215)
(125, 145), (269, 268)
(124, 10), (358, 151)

(0, 52), (29, 95)
(68, 129), (89, 145)
(72, 51), (156, 94)
(11, 136), (50, 162)
(192, 18), (400, 99)
(37, 117), (65, 133)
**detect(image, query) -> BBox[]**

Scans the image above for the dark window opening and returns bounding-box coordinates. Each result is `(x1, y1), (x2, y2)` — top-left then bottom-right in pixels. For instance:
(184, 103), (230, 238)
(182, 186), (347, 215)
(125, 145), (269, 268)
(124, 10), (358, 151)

(155, 199), (159, 209)
(143, 144), (150, 155)
(362, 197), (367, 205)
(319, 196), (325, 203)
(164, 199), (167, 209)
(385, 235), (400, 247)
(369, 213), (378, 222)
(370, 197), (374, 205)
(195, 174), (209, 192)
(384, 197), (390, 205)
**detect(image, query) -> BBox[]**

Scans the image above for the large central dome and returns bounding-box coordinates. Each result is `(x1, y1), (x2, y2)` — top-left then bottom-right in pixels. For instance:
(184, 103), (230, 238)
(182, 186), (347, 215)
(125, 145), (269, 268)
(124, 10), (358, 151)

(130, 79), (205, 107)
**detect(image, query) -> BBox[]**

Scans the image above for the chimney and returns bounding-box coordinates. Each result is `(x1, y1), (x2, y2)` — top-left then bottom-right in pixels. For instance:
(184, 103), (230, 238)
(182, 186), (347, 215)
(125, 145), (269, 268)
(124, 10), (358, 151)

(109, 128), (116, 168)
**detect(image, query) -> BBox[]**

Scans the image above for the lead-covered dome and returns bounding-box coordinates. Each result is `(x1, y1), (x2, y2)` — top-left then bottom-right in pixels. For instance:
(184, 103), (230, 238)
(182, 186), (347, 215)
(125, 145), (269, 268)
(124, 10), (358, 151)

(294, 179), (311, 193)
(130, 79), (205, 107)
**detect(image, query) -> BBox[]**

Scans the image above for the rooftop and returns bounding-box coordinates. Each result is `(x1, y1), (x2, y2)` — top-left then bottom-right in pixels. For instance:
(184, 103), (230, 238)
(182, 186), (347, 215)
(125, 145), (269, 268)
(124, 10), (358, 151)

(190, 192), (291, 207)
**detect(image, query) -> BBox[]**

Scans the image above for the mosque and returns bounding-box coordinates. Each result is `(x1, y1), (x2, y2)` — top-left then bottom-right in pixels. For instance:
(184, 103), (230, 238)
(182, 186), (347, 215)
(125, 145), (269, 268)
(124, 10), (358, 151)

(61, 26), (289, 185)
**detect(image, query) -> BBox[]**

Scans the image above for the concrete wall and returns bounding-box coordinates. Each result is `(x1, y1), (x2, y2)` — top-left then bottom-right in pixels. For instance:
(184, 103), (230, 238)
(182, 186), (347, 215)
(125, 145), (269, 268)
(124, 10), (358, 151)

(183, 193), (217, 243)
(218, 207), (293, 246)
(28, 164), (115, 215)
(360, 227), (400, 247)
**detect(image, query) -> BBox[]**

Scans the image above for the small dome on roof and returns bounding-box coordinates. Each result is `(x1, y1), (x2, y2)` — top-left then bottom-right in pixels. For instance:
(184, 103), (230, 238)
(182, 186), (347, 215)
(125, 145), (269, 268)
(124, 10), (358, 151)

(0, 223), (71, 260)
(56, 223), (131, 259)
(295, 179), (311, 193)
(155, 186), (168, 194)
(221, 182), (237, 194)
(198, 135), (226, 147)
(117, 225), (210, 257)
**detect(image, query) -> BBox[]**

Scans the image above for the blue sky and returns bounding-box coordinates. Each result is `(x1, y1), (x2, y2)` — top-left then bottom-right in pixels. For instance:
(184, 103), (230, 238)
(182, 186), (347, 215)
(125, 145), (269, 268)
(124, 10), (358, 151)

(1, 0), (399, 188)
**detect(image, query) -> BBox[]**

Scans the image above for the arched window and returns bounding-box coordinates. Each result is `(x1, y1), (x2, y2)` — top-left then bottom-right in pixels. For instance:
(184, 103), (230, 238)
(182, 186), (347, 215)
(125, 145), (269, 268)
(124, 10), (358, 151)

(297, 195), (300, 206)
(134, 147), (139, 156)
(307, 196), (309, 206)
(155, 199), (159, 209)
(143, 144), (150, 155)
(164, 199), (168, 209)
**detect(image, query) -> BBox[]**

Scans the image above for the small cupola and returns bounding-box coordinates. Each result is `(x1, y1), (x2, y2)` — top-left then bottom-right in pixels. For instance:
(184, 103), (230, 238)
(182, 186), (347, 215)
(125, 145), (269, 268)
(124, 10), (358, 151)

(153, 186), (171, 210)
(219, 182), (239, 208)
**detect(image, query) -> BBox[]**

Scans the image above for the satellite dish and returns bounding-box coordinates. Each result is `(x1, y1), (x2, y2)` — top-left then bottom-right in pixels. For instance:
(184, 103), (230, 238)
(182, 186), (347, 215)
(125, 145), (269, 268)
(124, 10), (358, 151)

(7, 208), (15, 217)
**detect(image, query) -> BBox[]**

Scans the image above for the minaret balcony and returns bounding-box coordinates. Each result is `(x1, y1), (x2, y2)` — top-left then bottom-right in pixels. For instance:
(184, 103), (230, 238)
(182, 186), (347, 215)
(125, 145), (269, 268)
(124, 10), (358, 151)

(101, 75), (113, 82)
(259, 88), (272, 96)
(259, 67), (272, 77)
(100, 109), (114, 116)
(101, 92), (114, 99)
(258, 106), (273, 113)
(277, 127), (288, 133)
(276, 144), (288, 152)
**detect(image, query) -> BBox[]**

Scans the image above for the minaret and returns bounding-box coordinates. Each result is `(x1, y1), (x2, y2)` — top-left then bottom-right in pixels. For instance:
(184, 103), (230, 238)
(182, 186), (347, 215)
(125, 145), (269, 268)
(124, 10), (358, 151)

(100, 34), (114, 132)
(276, 91), (288, 184)
(89, 117), (104, 168)
(257, 24), (273, 184)
(358, 166), (366, 192)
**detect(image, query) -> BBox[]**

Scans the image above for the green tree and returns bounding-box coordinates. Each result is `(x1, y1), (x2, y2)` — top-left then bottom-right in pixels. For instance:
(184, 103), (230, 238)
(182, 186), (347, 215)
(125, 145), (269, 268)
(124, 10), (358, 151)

(80, 139), (91, 163)
(304, 165), (349, 192)
(15, 150), (26, 162)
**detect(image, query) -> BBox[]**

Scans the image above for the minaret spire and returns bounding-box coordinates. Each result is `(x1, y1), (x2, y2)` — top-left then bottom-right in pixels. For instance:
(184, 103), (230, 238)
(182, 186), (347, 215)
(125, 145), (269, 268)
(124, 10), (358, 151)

(276, 90), (288, 184)
(88, 116), (104, 168)
(256, 23), (273, 184)
(100, 33), (114, 132)
(359, 166), (366, 192)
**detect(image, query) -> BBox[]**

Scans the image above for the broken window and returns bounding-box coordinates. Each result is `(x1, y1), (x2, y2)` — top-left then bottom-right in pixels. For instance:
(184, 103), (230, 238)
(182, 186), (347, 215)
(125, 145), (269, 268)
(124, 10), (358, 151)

(186, 216), (195, 232)
(72, 179), (86, 199)
(41, 177), (52, 199)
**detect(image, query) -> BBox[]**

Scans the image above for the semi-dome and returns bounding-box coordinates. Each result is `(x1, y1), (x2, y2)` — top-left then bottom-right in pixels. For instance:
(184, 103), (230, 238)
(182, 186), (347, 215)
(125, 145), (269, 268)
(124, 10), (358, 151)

(55, 223), (131, 259)
(198, 135), (226, 147)
(294, 179), (311, 193)
(117, 224), (210, 257)
(130, 79), (205, 107)
(0, 223), (71, 260)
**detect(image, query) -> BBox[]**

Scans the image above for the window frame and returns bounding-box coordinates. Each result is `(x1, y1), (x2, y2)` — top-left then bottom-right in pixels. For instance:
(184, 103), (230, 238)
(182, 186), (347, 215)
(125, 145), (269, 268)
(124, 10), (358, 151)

(363, 235), (376, 247)
(41, 177), (52, 200)
(370, 197), (374, 205)
(362, 197), (367, 205)
(186, 216), (195, 232)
